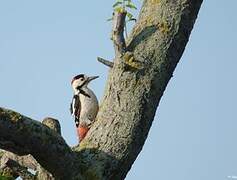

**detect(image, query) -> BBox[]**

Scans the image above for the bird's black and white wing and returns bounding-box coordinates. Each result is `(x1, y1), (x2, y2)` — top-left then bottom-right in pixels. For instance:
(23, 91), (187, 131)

(70, 95), (81, 127)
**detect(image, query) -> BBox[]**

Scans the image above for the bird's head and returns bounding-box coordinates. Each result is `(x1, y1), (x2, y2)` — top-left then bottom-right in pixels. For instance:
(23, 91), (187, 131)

(71, 74), (99, 92)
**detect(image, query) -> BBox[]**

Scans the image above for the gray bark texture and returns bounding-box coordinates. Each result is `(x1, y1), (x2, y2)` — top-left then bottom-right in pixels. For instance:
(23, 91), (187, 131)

(0, 0), (203, 179)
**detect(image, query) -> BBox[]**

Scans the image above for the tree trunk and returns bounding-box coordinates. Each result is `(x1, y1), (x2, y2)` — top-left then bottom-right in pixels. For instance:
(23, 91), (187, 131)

(0, 0), (203, 179)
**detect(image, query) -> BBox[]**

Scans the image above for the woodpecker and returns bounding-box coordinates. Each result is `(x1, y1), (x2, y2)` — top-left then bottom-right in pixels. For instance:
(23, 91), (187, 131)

(70, 74), (99, 142)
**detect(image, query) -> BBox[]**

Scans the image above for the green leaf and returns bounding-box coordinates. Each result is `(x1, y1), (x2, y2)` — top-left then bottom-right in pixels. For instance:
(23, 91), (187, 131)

(126, 12), (133, 20)
(126, 3), (137, 9)
(114, 7), (124, 13)
(113, 1), (123, 8)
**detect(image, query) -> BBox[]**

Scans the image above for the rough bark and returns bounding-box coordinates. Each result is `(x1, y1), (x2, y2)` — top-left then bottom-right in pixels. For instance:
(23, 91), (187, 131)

(0, 117), (61, 179)
(0, 0), (203, 179)
(0, 108), (80, 179)
(77, 0), (203, 179)
(1, 158), (35, 179)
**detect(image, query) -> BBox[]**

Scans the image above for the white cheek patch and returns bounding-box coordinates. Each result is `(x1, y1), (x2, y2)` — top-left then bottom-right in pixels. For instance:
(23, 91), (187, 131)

(72, 98), (76, 115)
(72, 80), (80, 89)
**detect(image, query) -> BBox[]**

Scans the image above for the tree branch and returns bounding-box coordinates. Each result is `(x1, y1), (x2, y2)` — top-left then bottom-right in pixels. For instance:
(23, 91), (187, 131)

(0, 0), (203, 179)
(76, 0), (203, 179)
(42, 117), (61, 135)
(0, 107), (80, 179)
(112, 11), (127, 57)
(0, 118), (61, 179)
(97, 57), (114, 68)
(1, 152), (37, 171)
(2, 158), (35, 179)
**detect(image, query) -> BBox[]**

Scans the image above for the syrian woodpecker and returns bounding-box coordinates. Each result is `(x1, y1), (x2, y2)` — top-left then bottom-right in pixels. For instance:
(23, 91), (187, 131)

(70, 74), (99, 142)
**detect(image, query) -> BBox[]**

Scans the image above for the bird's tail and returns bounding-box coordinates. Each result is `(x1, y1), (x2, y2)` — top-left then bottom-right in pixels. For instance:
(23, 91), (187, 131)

(77, 125), (89, 142)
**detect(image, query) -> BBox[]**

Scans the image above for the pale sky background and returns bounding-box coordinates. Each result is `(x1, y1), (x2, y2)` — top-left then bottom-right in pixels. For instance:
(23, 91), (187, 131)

(0, 1), (236, 180)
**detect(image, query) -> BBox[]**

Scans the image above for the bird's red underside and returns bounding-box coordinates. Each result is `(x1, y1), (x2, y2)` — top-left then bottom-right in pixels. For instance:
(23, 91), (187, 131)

(77, 125), (89, 141)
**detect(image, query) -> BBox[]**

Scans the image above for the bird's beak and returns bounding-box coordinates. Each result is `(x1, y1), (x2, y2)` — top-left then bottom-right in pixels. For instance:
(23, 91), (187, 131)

(87, 76), (99, 82)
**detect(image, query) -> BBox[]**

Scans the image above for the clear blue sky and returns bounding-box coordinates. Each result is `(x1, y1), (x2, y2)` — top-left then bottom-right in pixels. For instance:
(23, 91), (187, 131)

(0, 1), (236, 180)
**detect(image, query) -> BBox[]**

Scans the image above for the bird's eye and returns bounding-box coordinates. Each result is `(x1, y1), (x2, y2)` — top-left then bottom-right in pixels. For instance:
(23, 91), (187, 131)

(80, 78), (84, 81)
